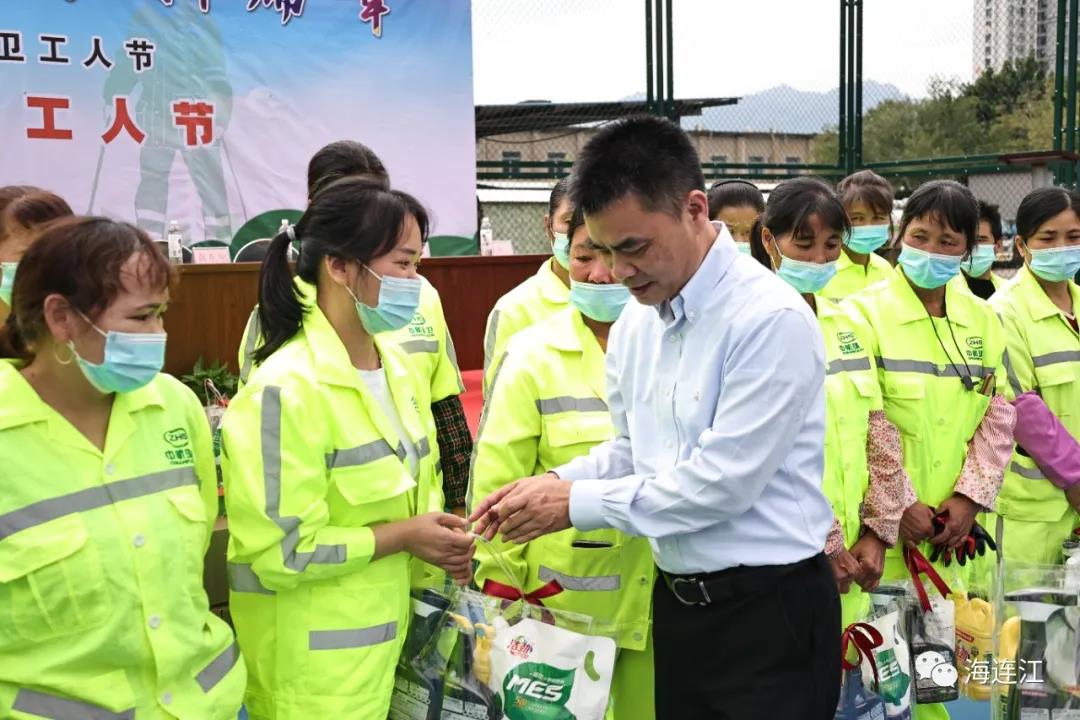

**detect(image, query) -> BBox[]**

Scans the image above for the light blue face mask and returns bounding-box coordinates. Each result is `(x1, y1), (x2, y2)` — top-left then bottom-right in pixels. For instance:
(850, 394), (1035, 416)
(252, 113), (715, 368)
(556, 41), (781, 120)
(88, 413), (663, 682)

(353, 264), (422, 334)
(552, 231), (570, 270)
(569, 280), (631, 322)
(772, 244), (838, 294)
(71, 312), (166, 394)
(0, 262), (16, 305)
(844, 224), (890, 254)
(1028, 245), (1080, 283)
(735, 242), (752, 255)
(962, 245), (997, 278)
(898, 243), (963, 289)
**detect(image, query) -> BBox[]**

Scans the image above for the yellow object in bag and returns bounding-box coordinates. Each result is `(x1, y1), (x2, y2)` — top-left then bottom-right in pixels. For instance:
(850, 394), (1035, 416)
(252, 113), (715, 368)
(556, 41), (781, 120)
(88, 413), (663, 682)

(954, 592), (995, 701)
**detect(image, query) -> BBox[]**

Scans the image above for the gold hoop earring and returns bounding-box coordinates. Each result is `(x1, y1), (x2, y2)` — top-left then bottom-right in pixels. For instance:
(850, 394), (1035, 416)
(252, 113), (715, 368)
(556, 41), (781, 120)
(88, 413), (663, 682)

(52, 342), (75, 366)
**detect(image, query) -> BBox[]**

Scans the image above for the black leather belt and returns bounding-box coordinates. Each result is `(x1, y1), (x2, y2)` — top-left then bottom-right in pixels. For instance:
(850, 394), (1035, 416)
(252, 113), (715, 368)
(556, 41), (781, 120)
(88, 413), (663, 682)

(660, 553), (825, 607)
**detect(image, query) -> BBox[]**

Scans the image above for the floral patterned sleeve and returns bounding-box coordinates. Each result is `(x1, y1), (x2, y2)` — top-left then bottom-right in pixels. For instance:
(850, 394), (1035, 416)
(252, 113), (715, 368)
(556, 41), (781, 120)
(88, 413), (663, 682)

(954, 394), (1017, 512)
(825, 518), (846, 558)
(862, 410), (917, 547)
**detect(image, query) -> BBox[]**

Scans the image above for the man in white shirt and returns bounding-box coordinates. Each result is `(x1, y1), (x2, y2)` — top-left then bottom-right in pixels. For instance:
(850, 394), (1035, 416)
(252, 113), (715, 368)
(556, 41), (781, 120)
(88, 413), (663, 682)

(470, 116), (840, 719)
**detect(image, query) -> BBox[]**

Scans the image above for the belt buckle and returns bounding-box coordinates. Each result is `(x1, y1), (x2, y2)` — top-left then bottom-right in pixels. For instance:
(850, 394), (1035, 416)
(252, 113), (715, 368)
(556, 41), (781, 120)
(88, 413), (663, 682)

(670, 576), (712, 607)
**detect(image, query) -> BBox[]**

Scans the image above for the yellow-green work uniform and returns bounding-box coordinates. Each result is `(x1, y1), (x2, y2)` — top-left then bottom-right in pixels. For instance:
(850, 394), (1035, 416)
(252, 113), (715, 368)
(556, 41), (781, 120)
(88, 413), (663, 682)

(470, 308), (654, 720)
(847, 268), (1007, 720)
(0, 361), (246, 719)
(991, 266), (1080, 565)
(821, 249), (893, 300)
(817, 296), (884, 628)
(222, 298), (443, 720)
(482, 258), (569, 393)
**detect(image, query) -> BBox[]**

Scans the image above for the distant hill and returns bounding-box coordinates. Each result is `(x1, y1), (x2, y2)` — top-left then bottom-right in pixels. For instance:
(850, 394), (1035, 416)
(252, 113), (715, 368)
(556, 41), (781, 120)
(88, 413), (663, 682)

(671, 80), (905, 135)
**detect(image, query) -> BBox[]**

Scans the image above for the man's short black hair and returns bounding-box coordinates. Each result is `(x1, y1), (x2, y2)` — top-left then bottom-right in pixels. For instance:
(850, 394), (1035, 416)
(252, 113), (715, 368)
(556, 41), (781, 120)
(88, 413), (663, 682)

(570, 115), (705, 217)
(977, 200), (1003, 242)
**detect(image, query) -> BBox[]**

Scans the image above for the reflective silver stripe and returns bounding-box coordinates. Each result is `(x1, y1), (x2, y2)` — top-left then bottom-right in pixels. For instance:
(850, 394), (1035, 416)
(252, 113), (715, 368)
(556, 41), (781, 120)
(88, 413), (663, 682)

(444, 327), (465, 394)
(467, 351), (510, 511)
(325, 438), (398, 470)
(12, 688), (134, 720)
(1001, 345), (1023, 396)
(239, 310), (261, 384)
(0, 467), (197, 541)
(399, 339), (439, 354)
(227, 562), (274, 595)
(536, 396), (608, 415)
(196, 642), (241, 692)
(875, 357), (992, 379)
(1010, 461), (1046, 480)
(1032, 350), (1080, 368)
(483, 310), (501, 382)
(538, 565), (620, 591)
(261, 386), (346, 572)
(417, 436), (432, 459)
(309, 621), (397, 650)
(826, 357), (872, 375)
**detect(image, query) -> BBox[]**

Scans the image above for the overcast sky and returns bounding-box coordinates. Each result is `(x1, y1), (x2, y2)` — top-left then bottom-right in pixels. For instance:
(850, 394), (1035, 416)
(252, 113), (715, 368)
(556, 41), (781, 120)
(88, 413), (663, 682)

(472, 0), (974, 104)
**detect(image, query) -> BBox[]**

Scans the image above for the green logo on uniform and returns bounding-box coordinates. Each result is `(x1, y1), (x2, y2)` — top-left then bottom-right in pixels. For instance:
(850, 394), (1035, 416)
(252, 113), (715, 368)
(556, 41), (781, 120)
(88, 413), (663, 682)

(408, 312), (434, 338)
(503, 662), (577, 720)
(837, 331), (863, 356)
(164, 428), (189, 448)
(967, 337), (983, 349)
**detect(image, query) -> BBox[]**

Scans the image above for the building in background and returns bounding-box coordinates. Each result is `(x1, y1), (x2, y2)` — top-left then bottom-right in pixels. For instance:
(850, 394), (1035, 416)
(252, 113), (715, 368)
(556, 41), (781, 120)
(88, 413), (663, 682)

(973, 0), (1059, 75)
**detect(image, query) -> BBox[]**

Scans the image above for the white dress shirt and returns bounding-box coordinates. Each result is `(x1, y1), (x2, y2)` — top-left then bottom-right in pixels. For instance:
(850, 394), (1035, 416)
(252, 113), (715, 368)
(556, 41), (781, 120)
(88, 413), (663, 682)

(560, 223), (834, 574)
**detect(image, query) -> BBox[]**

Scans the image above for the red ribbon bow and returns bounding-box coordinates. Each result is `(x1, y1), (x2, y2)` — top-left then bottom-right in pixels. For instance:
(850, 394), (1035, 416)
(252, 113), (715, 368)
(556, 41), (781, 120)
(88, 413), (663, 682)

(481, 578), (563, 606)
(841, 622), (884, 684)
(904, 545), (953, 612)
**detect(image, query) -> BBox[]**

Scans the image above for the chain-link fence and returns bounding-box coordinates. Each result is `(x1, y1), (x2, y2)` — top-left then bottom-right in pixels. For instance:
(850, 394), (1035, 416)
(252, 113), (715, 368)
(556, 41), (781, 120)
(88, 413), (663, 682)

(472, 0), (1080, 257)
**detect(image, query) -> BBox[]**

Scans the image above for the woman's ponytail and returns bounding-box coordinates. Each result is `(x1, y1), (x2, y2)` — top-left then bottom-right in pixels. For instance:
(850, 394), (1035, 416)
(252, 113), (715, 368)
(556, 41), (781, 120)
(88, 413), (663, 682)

(253, 229), (305, 363)
(748, 217), (773, 270)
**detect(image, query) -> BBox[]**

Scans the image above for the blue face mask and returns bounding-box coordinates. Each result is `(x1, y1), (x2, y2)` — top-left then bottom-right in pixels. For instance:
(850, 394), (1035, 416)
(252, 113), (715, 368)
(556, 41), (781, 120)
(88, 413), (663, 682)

(962, 245), (996, 278)
(353, 264), (422, 334)
(898, 243), (963, 289)
(0, 262), (16, 305)
(552, 231), (570, 270)
(735, 242), (752, 255)
(1028, 245), (1080, 282)
(570, 280), (631, 322)
(844, 224), (890, 254)
(71, 313), (166, 393)
(773, 245), (838, 294)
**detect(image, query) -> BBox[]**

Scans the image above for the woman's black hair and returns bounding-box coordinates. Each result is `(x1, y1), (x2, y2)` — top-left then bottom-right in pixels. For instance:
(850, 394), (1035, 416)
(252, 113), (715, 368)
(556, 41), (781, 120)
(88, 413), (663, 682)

(306, 141), (389, 200)
(548, 176), (571, 218)
(1015, 186), (1080, 241)
(895, 180), (979, 257)
(565, 205), (587, 249)
(707, 179), (765, 220)
(255, 176), (429, 362)
(836, 170), (894, 218)
(748, 177), (850, 270)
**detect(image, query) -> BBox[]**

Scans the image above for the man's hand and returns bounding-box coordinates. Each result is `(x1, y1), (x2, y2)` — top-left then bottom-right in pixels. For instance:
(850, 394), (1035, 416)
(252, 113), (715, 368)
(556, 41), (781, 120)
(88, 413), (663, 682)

(932, 494), (980, 550)
(830, 549), (861, 594)
(468, 473), (572, 544)
(899, 501), (936, 545)
(849, 530), (887, 591)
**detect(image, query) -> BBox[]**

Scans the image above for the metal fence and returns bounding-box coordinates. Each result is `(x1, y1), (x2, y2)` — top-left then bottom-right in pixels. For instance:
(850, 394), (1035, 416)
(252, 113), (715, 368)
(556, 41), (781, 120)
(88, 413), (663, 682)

(472, 0), (1080, 255)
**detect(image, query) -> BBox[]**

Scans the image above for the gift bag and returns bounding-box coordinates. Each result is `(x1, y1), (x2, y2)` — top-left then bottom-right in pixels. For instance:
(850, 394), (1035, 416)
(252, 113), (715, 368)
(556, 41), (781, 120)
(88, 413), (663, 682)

(863, 586), (914, 720)
(905, 546), (959, 705)
(836, 623), (888, 720)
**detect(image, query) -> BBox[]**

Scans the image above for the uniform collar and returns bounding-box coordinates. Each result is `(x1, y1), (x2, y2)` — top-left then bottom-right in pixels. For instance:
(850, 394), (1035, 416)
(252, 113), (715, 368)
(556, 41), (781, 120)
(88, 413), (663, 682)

(814, 295), (843, 320)
(300, 284), (410, 390)
(1016, 265), (1076, 322)
(0, 359), (164, 431)
(659, 221), (734, 325)
(888, 265), (976, 328)
(537, 259), (570, 305)
(545, 307), (604, 355)
(836, 249), (857, 273)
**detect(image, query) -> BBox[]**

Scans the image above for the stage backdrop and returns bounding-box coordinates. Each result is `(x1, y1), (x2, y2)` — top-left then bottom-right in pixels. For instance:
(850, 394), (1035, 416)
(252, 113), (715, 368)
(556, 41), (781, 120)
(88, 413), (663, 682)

(0, 0), (477, 256)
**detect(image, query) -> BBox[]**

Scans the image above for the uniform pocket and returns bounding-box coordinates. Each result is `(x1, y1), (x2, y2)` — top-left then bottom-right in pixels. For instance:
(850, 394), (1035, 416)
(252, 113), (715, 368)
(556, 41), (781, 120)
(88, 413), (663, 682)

(882, 375), (926, 439)
(166, 487), (213, 601)
(330, 457), (416, 525)
(9, 669), (136, 720)
(543, 413), (612, 450)
(0, 514), (109, 643)
(526, 532), (625, 628)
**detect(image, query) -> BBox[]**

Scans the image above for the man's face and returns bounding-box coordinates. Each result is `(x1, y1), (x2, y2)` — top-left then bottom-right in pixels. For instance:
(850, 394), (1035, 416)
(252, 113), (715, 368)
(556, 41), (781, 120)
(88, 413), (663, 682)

(584, 192), (705, 306)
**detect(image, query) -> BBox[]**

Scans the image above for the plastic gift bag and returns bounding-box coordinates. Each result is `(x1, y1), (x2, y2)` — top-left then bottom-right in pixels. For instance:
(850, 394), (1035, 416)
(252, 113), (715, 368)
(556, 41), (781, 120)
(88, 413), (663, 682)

(905, 546), (960, 705)
(862, 585), (914, 720)
(836, 622), (888, 720)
